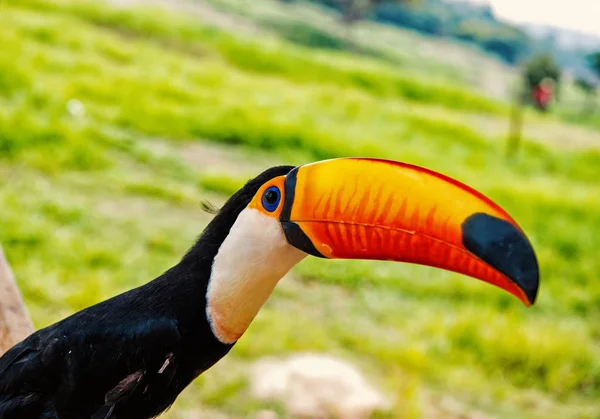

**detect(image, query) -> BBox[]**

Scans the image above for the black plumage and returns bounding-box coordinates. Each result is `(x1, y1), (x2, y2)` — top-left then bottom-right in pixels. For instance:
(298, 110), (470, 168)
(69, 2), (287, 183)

(0, 166), (295, 419)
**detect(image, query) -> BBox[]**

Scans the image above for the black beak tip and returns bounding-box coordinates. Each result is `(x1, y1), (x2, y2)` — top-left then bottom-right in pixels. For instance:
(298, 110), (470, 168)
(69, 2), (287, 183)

(462, 212), (540, 305)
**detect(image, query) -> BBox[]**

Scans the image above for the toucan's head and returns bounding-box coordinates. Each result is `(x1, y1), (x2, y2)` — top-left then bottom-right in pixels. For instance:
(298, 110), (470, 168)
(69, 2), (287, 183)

(205, 158), (539, 345)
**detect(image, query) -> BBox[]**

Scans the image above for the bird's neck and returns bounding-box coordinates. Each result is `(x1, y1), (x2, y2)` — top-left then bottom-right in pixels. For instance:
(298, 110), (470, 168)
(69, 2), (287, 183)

(200, 209), (306, 345)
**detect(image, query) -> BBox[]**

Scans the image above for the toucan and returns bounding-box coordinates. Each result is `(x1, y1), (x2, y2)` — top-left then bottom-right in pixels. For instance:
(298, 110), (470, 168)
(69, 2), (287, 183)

(0, 157), (539, 419)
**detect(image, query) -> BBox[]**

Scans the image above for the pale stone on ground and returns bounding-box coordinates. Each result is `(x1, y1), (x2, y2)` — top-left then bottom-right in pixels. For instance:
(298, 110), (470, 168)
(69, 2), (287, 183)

(249, 353), (390, 419)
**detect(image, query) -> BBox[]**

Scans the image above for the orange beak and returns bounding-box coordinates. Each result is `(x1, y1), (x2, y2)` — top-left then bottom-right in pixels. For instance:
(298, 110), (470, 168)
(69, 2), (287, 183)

(280, 158), (539, 306)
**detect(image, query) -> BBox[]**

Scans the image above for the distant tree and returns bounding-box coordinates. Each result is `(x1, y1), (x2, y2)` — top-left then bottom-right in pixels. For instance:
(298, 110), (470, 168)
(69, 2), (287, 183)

(375, 3), (444, 35)
(334, 0), (416, 25)
(507, 54), (561, 158)
(587, 52), (600, 78)
(312, 0), (418, 50)
(575, 77), (596, 93)
(522, 53), (562, 112)
(482, 37), (522, 64)
(454, 20), (530, 64)
(575, 51), (600, 114)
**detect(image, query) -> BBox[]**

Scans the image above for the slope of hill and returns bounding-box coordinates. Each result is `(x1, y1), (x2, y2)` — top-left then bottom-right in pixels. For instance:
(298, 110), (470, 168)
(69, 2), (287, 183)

(202, 0), (600, 127)
(2, 0), (600, 418)
(202, 0), (522, 100)
(306, 0), (599, 77)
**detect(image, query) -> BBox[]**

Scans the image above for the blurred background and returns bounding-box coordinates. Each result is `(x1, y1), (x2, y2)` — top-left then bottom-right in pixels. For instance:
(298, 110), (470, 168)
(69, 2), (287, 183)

(1, 0), (599, 417)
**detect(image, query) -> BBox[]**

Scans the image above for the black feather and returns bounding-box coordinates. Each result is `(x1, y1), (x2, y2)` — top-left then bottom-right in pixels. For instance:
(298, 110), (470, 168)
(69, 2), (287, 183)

(0, 165), (296, 419)
(199, 200), (219, 215)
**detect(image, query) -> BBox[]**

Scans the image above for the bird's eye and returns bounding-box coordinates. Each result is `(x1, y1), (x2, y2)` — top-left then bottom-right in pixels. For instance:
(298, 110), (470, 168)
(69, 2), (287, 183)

(262, 186), (281, 212)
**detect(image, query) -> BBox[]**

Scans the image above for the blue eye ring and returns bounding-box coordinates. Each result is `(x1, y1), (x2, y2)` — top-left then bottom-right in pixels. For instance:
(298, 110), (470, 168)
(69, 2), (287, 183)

(262, 186), (281, 212)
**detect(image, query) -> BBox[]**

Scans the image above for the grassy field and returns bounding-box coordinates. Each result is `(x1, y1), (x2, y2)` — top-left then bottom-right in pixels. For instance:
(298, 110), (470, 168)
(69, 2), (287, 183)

(200, 0), (517, 95)
(1, 0), (600, 417)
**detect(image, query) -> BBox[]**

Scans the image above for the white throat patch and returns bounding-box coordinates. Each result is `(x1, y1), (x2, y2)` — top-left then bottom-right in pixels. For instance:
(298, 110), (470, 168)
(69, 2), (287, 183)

(206, 208), (307, 344)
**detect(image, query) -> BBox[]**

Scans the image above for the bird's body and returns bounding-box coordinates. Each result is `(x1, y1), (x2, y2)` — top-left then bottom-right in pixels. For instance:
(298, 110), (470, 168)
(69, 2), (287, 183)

(0, 233), (228, 419)
(0, 166), (293, 419)
(0, 159), (539, 419)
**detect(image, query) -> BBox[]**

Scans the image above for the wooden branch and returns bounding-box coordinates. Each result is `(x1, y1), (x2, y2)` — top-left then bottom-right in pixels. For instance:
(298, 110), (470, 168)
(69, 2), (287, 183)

(0, 244), (34, 356)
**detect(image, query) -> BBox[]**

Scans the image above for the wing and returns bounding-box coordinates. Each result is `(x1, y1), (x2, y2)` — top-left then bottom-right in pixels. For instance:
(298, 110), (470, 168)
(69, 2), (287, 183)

(0, 332), (62, 418)
(0, 315), (182, 419)
(89, 352), (178, 419)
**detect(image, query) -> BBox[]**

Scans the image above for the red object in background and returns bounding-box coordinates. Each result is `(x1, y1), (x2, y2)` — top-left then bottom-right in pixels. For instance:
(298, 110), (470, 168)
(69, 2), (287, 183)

(532, 82), (554, 110)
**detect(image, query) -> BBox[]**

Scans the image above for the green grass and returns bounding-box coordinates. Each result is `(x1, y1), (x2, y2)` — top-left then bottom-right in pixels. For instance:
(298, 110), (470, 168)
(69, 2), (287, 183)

(205, 0), (600, 130)
(1, 0), (600, 418)
(203, 0), (501, 85)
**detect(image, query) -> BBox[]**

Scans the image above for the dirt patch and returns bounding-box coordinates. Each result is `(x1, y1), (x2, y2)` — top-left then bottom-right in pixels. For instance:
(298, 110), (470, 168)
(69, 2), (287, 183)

(525, 119), (600, 150)
(422, 393), (495, 419)
(469, 113), (600, 151)
(105, 0), (263, 35)
(177, 141), (274, 177)
(97, 194), (209, 222)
